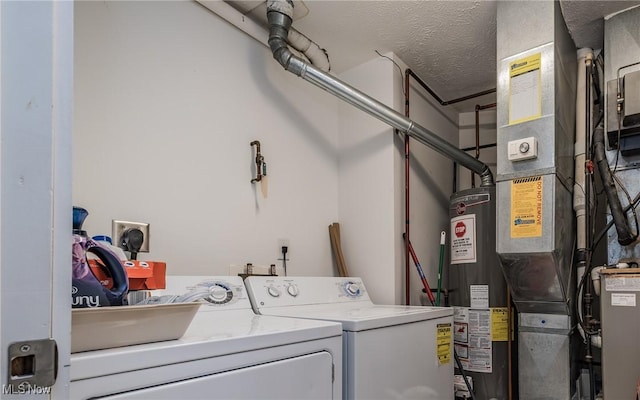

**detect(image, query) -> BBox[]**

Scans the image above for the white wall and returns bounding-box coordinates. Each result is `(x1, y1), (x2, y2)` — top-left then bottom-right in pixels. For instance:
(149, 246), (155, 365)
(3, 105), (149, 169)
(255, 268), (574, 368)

(402, 65), (460, 306)
(74, 2), (462, 304)
(74, 1), (340, 277)
(337, 54), (458, 305)
(337, 56), (398, 304)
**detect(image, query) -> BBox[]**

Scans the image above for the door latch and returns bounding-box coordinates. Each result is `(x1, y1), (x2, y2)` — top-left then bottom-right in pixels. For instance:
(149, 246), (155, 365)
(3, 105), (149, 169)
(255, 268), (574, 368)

(7, 339), (57, 391)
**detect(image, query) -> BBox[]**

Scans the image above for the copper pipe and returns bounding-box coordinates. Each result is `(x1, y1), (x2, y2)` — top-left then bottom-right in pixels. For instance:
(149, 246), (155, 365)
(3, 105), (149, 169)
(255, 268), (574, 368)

(405, 69), (495, 106)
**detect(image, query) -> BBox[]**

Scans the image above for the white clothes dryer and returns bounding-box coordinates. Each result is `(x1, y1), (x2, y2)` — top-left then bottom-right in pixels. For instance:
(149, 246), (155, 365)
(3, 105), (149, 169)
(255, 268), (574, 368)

(70, 276), (342, 399)
(244, 276), (454, 400)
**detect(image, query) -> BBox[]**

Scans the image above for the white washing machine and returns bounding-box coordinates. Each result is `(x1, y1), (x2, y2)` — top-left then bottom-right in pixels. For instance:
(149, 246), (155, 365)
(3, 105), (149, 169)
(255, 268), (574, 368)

(70, 276), (342, 399)
(245, 276), (454, 400)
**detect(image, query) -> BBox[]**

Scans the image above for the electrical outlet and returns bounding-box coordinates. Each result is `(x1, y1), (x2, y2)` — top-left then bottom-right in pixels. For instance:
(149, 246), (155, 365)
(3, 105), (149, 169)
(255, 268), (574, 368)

(278, 238), (290, 259)
(112, 220), (150, 253)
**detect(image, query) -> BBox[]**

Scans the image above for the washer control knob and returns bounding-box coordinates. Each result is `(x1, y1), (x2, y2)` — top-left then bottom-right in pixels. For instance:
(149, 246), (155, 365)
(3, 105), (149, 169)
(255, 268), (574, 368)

(345, 282), (361, 296)
(267, 285), (281, 297)
(204, 282), (233, 304)
(209, 285), (229, 302)
(287, 284), (299, 297)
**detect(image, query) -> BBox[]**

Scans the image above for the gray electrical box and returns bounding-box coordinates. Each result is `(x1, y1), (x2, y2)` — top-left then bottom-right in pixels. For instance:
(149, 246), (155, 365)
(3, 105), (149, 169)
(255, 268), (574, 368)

(600, 269), (640, 400)
(603, 4), (640, 266)
(623, 70), (640, 127)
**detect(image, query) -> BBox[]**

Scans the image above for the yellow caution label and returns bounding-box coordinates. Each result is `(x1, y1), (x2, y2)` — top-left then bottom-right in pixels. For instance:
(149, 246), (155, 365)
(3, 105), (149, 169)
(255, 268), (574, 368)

(437, 323), (452, 365)
(510, 176), (543, 238)
(490, 307), (509, 342)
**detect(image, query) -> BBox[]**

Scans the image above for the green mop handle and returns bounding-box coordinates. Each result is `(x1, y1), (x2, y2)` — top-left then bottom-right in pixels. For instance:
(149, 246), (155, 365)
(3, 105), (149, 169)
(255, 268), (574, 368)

(436, 231), (446, 306)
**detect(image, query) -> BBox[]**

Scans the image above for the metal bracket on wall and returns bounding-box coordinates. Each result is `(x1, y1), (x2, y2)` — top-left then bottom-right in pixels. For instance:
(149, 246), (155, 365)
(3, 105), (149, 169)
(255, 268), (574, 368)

(250, 140), (266, 183)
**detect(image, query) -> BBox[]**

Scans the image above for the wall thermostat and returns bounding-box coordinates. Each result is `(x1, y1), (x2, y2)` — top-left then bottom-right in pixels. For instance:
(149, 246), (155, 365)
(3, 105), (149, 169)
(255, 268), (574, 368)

(508, 136), (538, 161)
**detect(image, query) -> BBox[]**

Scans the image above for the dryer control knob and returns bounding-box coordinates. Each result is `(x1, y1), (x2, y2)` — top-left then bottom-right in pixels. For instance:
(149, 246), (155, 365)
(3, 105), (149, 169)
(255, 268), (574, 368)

(345, 282), (361, 296)
(267, 285), (281, 297)
(287, 284), (299, 297)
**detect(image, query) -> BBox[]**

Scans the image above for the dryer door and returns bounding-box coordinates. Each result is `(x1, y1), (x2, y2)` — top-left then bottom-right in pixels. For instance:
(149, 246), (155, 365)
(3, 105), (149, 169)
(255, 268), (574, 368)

(92, 352), (334, 399)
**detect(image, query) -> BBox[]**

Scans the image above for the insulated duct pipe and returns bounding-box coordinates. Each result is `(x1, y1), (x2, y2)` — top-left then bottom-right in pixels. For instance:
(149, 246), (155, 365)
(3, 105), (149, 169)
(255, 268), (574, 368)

(593, 123), (637, 245)
(266, 1), (495, 187)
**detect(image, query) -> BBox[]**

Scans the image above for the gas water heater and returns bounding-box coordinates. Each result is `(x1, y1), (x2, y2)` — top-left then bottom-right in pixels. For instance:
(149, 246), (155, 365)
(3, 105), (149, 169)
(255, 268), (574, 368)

(449, 187), (510, 400)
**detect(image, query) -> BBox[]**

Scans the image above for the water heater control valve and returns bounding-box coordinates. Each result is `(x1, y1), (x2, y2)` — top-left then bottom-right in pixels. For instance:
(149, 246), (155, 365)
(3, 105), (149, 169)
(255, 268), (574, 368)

(508, 136), (538, 161)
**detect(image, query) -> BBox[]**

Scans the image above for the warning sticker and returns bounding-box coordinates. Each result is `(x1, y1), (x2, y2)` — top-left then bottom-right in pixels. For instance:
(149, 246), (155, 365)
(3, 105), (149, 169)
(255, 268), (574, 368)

(454, 374), (474, 399)
(455, 343), (469, 359)
(611, 293), (636, 307)
(470, 285), (489, 309)
(468, 309), (491, 335)
(491, 308), (509, 342)
(466, 341), (492, 373)
(451, 214), (477, 264)
(605, 276), (640, 292)
(454, 307), (469, 323)
(437, 323), (452, 365)
(454, 322), (468, 344)
(454, 308), (494, 374)
(508, 52), (542, 125)
(453, 307), (469, 344)
(511, 176), (543, 238)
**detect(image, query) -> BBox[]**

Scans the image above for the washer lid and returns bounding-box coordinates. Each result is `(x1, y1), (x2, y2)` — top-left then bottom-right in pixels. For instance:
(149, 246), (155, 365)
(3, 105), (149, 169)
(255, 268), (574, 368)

(256, 303), (453, 331)
(70, 309), (342, 381)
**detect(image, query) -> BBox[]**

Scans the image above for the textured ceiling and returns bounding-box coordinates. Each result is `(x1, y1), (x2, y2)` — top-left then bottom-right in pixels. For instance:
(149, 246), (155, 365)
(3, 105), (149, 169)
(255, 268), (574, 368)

(227, 0), (640, 113)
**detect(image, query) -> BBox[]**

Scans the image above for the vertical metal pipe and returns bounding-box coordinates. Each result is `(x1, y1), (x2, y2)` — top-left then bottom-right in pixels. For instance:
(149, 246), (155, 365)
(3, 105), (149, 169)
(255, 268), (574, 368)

(404, 69), (411, 306)
(584, 54), (596, 400)
(471, 103), (496, 190)
(472, 105), (480, 188)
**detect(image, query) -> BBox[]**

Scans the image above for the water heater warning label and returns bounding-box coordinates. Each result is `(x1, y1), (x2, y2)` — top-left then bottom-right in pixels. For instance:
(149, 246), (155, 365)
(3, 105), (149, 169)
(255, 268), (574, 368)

(511, 176), (543, 238)
(451, 215), (477, 264)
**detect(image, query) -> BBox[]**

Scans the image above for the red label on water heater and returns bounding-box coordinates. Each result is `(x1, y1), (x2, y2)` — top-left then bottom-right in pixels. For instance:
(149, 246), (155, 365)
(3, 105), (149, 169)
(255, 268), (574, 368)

(451, 215), (477, 264)
(455, 221), (466, 238)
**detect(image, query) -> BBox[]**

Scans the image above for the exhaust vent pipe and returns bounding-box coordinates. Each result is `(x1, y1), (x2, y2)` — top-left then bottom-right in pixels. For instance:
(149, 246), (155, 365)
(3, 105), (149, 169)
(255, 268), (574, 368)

(266, 0), (494, 187)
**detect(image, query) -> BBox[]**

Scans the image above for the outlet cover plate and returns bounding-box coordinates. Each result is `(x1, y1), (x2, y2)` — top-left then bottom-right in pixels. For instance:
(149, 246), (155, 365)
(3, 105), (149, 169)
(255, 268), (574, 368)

(112, 220), (150, 253)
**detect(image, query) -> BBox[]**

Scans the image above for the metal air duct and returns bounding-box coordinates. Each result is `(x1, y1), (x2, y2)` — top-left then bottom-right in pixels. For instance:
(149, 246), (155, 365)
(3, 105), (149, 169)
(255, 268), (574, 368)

(495, 2), (578, 399)
(265, 0), (494, 187)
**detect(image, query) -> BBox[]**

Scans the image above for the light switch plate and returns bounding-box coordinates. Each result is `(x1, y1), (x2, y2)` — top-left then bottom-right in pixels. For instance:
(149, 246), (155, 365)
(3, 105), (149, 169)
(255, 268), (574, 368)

(508, 136), (538, 161)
